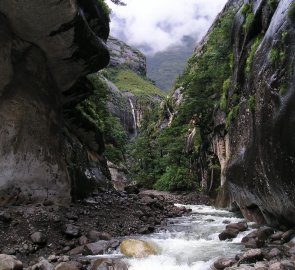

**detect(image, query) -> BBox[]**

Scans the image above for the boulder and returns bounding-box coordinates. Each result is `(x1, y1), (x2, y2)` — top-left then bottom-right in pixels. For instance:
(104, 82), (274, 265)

(120, 239), (158, 258)
(219, 228), (239, 240)
(64, 224), (81, 238)
(270, 231), (284, 241)
(31, 258), (53, 270)
(238, 249), (263, 265)
(214, 258), (236, 269)
(83, 241), (113, 255)
(0, 255), (22, 270)
(87, 230), (112, 242)
(30, 232), (47, 245)
(226, 222), (248, 232)
(282, 230), (295, 242)
(90, 259), (129, 270)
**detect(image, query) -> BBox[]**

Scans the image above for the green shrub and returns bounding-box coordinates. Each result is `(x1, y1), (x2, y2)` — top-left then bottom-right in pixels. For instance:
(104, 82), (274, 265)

(269, 48), (280, 66)
(245, 36), (262, 74)
(247, 95), (255, 112)
(243, 12), (255, 33)
(220, 78), (231, 111)
(97, 0), (111, 18)
(226, 104), (240, 127)
(154, 166), (197, 191)
(241, 3), (252, 16)
(288, 2), (295, 23)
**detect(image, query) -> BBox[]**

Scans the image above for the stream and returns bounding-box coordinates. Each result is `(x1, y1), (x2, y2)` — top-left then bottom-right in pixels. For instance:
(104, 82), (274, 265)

(88, 204), (252, 269)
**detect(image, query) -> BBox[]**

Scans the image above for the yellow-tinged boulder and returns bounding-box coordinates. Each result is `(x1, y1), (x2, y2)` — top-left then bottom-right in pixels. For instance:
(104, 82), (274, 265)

(120, 239), (158, 258)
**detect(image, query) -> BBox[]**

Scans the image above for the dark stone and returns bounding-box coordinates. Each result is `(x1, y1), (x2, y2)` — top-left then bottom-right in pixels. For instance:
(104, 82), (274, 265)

(214, 258), (236, 269)
(64, 224), (81, 238)
(219, 228), (240, 240)
(30, 232), (47, 245)
(226, 222), (248, 231)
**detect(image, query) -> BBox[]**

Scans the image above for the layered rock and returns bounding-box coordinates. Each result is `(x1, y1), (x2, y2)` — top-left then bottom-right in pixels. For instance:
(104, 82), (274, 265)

(107, 36), (146, 76)
(0, 0), (111, 205)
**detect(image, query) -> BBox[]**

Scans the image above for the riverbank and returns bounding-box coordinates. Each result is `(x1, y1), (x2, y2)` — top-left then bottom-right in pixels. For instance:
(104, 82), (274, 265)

(0, 189), (209, 267)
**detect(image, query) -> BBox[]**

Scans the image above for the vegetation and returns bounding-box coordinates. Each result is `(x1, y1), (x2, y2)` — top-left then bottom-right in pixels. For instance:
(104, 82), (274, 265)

(247, 95), (255, 112)
(128, 8), (237, 191)
(78, 74), (128, 165)
(243, 12), (255, 33)
(245, 36), (262, 74)
(226, 105), (240, 127)
(288, 2), (295, 23)
(97, 0), (111, 17)
(102, 68), (164, 98)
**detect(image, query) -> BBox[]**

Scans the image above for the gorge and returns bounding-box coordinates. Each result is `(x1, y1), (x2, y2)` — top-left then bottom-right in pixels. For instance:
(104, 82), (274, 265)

(0, 0), (295, 269)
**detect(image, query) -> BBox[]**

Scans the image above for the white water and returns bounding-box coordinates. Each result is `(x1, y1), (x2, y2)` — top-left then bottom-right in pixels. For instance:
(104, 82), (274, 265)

(128, 98), (137, 137)
(125, 205), (248, 270)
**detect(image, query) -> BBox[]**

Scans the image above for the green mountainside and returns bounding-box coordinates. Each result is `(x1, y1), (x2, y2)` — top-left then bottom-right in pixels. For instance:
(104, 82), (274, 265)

(146, 36), (196, 91)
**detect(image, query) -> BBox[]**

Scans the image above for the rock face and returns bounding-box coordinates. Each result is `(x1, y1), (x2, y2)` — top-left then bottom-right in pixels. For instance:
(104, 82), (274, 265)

(213, 0), (295, 226)
(107, 36), (146, 76)
(0, 0), (111, 205)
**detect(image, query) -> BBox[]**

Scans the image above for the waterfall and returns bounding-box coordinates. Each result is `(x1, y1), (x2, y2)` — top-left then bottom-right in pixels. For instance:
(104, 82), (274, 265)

(129, 98), (137, 137)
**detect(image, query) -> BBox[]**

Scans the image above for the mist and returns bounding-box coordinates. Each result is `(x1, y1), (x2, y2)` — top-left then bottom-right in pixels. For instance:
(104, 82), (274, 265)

(106, 0), (228, 55)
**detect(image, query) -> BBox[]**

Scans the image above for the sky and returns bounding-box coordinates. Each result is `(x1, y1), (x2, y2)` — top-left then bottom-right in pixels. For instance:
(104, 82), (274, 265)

(106, 0), (228, 55)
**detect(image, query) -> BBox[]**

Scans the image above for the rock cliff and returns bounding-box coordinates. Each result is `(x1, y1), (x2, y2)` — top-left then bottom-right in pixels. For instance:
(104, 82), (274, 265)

(0, 0), (111, 205)
(215, 0), (295, 226)
(107, 36), (146, 76)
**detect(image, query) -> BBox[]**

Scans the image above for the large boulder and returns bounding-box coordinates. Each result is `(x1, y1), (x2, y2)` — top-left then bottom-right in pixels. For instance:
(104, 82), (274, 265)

(120, 239), (158, 258)
(0, 255), (22, 270)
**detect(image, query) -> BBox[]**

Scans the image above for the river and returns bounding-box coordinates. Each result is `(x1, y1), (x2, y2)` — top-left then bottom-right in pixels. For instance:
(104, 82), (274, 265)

(88, 204), (252, 269)
(127, 204), (250, 270)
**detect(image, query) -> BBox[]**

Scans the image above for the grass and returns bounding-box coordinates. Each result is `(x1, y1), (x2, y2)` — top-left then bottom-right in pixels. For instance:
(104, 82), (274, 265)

(111, 68), (165, 98)
(247, 95), (255, 112)
(245, 36), (262, 74)
(220, 78), (231, 111)
(243, 13), (255, 33)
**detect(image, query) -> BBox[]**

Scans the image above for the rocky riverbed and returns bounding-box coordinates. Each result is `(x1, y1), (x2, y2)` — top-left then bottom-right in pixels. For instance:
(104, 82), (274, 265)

(1, 190), (295, 270)
(0, 189), (209, 268)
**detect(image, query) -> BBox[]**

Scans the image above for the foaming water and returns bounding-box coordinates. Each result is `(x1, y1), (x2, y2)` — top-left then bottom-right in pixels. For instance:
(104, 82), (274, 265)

(124, 205), (248, 270)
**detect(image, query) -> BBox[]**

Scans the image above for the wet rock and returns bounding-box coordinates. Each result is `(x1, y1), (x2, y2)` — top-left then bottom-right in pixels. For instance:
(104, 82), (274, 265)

(270, 232), (284, 241)
(68, 246), (84, 256)
(138, 226), (155, 234)
(219, 229), (240, 240)
(90, 259), (129, 270)
(120, 239), (158, 258)
(226, 222), (248, 232)
(214, 258), (236, 269)
(244, 238), (264, 249)
(83, 241), (113, 255)
(282, 230), (295, 242)
(238, 249), (263, 265)
(63, 224), (81, 238)
(0, 254), (23, 270)
(269, 260), (295, 270)
(254, 261), (269, 270)
(30, 232), (47, 245)
(264, 248), (282, 260)
(54, 263), (79, 270)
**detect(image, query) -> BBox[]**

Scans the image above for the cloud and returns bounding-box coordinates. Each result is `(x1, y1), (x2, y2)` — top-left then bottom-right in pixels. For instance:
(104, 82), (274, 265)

(106, 0), (228, 55)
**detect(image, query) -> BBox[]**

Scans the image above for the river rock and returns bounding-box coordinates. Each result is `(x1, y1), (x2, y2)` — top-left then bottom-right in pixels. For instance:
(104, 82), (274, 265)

(244, 238), (264, 249)
(83, 241), (111, 255)
(31, 258), (53, 270)
(90, 259), (129, 270)
(64, 224), (81, 238)
(282, 230), (295, 242)
(219, 228), (240, 240)
(69, 246), (84, 256)
(264, 248), (282, 260)
(270, 231), (284, 241)
(54, 263), (79, 270)
(120, 239), (158, 258)
(226, 222), (248, 232)
(214, 258), (236, 269)
(0, 255), (23, 270)
(238, 249), (263, 265)
(30, 232), (47, 245)
(269, 260), (295, 270)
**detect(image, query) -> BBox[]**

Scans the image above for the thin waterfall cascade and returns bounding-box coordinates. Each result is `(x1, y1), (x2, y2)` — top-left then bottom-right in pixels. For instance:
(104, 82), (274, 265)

(129, 98), (137, 137)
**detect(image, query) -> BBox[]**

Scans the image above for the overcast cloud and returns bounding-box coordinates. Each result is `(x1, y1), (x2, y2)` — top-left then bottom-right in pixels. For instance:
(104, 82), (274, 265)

(106, 0), (228, 55)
